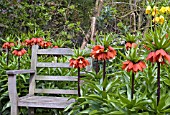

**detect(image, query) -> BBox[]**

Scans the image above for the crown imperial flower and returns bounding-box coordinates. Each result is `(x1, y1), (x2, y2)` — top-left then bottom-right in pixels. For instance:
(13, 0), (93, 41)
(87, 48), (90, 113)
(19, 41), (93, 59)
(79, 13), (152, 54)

(146, 49), (170, 64)
(90, 45), (116, 60)
(125, 42), (137, 50)
(12, 49), (27, 57)
(122, 60), (146, 73)
(69, 56), (90, 68)
(2, 42), (14, 49)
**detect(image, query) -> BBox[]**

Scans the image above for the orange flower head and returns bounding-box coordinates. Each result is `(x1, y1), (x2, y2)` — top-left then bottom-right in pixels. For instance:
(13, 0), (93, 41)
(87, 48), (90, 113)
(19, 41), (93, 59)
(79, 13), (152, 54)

(2, 42), (14, 49)
(122, 60), (146, 73)
(90, 45), (105, 60)
(125, 42), (137, 50)
(69, 56), (90, 69)
(40, 41), (52, 48)
(2, 42), (10, 49)
(12, 49), (27, 56)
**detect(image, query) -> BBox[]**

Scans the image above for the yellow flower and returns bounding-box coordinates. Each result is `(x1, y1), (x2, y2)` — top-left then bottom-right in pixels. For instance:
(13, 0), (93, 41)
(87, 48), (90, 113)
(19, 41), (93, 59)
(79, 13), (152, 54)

(159, 15), (164, 24)
(152, 17), (160, 23)
(152, 6), (159, 16)
(165, 6), (170, 13)
(160, 6), (166, 13)
(145, 6), (152, 14)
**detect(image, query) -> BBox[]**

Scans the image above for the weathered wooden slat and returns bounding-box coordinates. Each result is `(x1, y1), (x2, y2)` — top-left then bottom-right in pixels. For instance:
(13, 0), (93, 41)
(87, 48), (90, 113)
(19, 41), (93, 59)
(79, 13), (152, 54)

(37, 48), (73, 55)
(6, 69), (35, 75)
(35, 89), (78, 94)
(29, 45), (38, 95)
(35, 75), (77, 81)
(18, 96), (75, 108)
(8, 74), (18, 115)
(36, 62), (71, 68)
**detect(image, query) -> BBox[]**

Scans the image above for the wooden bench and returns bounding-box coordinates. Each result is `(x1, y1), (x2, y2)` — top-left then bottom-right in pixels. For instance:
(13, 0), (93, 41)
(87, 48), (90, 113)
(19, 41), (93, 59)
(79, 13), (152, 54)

(6, 45), (91, 115)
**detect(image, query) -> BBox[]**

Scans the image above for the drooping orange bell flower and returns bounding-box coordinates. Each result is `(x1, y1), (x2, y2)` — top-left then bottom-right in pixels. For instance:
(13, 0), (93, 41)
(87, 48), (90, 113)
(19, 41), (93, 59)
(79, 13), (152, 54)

(2, 42), (14, 49)
(30, 37), (43, 45)
(90, 45), (105, 60)
(155, 49), (170, 63)
(122, 60), (146, 73)
(69, 56), (90, 68)
(39, 41), (52, 48)
(146, 49), (170, 64)
(91, 45), (116, 60)
(125, 42), (137, 50)
(12, 49), (27, 56)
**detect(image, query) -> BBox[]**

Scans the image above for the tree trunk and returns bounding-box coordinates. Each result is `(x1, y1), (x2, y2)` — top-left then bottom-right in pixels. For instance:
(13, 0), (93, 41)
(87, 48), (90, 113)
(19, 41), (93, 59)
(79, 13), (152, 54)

(80, 0), (104, 49)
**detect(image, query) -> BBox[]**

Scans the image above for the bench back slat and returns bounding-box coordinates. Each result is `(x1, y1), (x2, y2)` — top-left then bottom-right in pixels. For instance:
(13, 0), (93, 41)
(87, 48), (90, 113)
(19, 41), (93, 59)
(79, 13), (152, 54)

(37, 48), (73, 55)
(35, 89), (78, 94)
(29, 45), (38, 95)
(35, 76), (78, 81)
(36, 62), (71, 68)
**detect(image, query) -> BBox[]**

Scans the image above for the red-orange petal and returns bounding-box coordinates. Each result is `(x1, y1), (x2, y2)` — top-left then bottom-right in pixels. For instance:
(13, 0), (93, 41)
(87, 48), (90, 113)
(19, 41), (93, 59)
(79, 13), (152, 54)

(164, 53), (170, 64)
(156, 49), (166, 56)
(138, 61), (146, 69)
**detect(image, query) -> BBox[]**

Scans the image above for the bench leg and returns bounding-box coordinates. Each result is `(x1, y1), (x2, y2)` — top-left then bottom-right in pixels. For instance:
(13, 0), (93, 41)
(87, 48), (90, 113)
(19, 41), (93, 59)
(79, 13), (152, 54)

(11, 105), (19, 115)
(28, 107), (35, 115)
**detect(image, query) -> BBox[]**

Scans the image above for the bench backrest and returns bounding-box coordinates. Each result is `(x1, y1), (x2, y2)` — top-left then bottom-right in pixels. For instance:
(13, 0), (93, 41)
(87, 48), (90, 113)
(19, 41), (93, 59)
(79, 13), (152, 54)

(29, 45), (85, 96)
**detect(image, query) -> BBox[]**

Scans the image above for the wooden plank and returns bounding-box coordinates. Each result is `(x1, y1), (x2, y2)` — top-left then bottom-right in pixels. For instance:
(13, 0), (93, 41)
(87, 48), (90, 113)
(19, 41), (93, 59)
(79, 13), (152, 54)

(8, 74), (19, 115)
(6, 69), (35, 75)
(35, 75), (78, 81)
(18, 96), (75, 108)
(37, 48), (73, 55)
(35, 89), (78, 94)
(36, 62), (71, 68)
(29, 45), (38, 95)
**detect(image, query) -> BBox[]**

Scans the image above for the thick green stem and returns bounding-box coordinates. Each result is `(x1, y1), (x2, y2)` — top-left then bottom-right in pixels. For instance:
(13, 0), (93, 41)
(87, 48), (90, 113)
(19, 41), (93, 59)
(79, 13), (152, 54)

(131, 72), (135, 100)
(78, 67), (81, 97)
(103, 60), (106, 91)
(157, 62), (160, 106)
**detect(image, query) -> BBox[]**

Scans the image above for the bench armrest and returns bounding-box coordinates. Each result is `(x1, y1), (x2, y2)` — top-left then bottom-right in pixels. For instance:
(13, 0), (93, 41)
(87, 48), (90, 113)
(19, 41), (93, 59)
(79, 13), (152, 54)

(6, 69), (35, 105)
(6, 69), (35, 75)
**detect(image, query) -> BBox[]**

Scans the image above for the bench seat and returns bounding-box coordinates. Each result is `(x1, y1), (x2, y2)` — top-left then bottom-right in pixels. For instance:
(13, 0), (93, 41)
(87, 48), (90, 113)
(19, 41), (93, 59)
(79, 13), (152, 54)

(18, 96), (75, 108)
